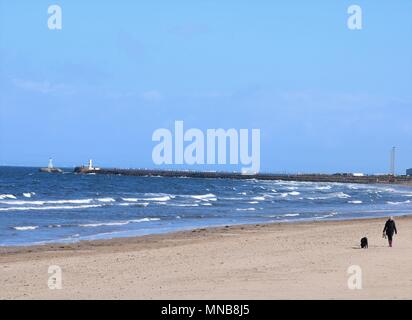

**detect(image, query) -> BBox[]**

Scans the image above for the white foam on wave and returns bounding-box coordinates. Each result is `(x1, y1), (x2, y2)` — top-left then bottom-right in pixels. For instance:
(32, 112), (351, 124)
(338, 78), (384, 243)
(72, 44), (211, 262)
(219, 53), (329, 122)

(252, 196), (265, 201)
(79, 217), (160, 228)
(0, 194), (16, 200)
(0, 199), (94, 205)
(316, 186), (332, 190)
(0, 200), (44, 205)
(190, 193), (217, 201)
(314, 212), (338, 219)
(307, 192), (351, 200)
(221, 197), (244, 200)
(287, 187), (298, 191)
(236, 208), (256, 211)
(288, 191), (300, 196)
(248, 201), (259, 204)
(262, 193), (276, 199)
(387, 200), (411, 205)
(122, 198), (139, 202)
(143, 195), (173, 202)
(336, 192), (351, 199)
(97, 197), (116, 203)
(284, 213), (300, 217)
(307, 196), (328, 200)
(169, 203), (200, 207)
(13, 226), (38, 231)
(53, 199), (95, 204)
(348, 200), (363, 204)
(0, 204), (103, 212)
(23, 192), (35, 198)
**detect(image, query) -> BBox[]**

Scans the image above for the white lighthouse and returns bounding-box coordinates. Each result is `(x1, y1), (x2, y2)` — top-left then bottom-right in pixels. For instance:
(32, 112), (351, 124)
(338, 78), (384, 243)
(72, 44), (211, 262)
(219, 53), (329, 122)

(48, 158), (54, 169)
(39, 158), (63, 173)
(88, 159), (94, 170)
(86, 159), (100, 171)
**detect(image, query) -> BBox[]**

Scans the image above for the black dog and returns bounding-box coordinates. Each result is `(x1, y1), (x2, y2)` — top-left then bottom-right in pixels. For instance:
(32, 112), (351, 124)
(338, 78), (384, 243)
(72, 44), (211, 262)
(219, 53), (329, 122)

(360, 237), (368, 249)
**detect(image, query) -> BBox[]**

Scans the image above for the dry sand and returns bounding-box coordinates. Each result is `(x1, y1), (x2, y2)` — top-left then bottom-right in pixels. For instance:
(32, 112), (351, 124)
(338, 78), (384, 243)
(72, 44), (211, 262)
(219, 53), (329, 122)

(1, 216), (411, 299)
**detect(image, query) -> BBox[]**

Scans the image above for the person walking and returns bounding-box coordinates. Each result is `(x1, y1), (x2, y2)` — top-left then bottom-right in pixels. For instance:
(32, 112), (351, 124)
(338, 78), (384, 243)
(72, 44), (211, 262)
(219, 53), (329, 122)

(383, 217), (397, 247)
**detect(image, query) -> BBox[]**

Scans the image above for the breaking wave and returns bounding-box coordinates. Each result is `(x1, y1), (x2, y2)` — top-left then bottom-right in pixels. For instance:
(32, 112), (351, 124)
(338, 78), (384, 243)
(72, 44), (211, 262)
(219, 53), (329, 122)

(0, 204), (103, 212)
(13, 226), (39, 231)
(79, 218), (160, 228)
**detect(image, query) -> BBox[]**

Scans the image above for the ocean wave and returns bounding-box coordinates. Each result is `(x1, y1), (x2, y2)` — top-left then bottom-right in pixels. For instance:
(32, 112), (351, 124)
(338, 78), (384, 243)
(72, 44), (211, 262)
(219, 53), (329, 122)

(0, 199), (94, 206)
(387, 200), (411, 205)
(121, 198), (139, 202)
(0, 204), (103, 212)
(315, 212), (338, 219)
(23, 192), (35, 198)
(0, 200), (45, 205)
(284, 213), (300, 217)
(118, 202), (149, 207)
(47, 199), (94, 204)
(252, 196), (265, 201)
(190, 193), (217, 201)
(143, 195), (173, 202)
(348, 200), (363, 204)
(236, 208), (256, 211)
(0, 194), (16, 200)
(287, 187), (298, 190)
(262, 193), (276, 199)
(13, 226), (38, 231)
(79, 218), (160, 228)
(97, 197), (116, 203)
(288, 191), (300, 196)
(168, 203), (200, 207)
(335, 192), (351, 199)
(307, 192), (351, 200)
(221, 197), (245, 200)
(316, 186), (332, 190)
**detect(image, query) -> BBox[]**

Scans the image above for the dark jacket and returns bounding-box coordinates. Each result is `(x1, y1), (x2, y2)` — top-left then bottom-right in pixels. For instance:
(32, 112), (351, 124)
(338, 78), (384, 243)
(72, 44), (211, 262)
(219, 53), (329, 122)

(383, 219), (397, 236)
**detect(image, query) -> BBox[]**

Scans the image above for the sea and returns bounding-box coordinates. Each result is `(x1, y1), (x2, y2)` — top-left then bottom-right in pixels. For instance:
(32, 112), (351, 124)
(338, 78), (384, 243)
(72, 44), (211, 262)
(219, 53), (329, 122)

(1, 166), (412, 246)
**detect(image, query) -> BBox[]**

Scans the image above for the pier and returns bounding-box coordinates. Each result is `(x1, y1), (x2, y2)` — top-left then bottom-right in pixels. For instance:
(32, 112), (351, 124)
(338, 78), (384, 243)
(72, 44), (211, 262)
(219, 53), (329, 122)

(73, 167), (412, 185)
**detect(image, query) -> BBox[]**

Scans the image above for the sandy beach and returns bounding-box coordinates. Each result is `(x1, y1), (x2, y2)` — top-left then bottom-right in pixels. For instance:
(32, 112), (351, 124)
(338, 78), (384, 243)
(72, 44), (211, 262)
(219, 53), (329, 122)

(0, 216), (411, 300)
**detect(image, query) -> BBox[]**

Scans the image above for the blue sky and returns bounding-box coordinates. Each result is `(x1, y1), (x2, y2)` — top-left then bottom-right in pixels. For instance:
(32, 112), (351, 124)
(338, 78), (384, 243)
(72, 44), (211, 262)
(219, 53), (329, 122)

(0, 0), (411, 174)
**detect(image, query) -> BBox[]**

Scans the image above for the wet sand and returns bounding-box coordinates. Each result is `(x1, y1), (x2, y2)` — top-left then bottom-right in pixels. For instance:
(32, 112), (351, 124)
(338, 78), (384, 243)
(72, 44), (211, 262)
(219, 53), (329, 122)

(1, 216), (411, 299)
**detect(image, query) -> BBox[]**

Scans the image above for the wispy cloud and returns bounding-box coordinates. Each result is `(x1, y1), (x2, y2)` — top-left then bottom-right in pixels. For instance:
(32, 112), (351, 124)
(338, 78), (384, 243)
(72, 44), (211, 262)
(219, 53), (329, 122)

(12, 78), (75, 95)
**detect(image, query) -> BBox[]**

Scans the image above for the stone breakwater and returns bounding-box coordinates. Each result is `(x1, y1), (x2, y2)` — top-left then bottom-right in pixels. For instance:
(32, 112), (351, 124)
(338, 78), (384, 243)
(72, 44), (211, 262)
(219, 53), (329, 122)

(73, 167), (412, 185)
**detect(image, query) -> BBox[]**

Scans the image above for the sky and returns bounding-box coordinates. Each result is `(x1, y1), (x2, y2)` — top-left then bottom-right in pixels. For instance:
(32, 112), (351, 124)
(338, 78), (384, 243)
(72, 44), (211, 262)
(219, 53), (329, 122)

(0, 0), (411, 174)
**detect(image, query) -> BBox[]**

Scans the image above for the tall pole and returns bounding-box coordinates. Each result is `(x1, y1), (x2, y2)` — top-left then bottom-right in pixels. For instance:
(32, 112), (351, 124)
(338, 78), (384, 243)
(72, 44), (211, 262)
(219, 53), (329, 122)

(390, 147), (396, 176)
